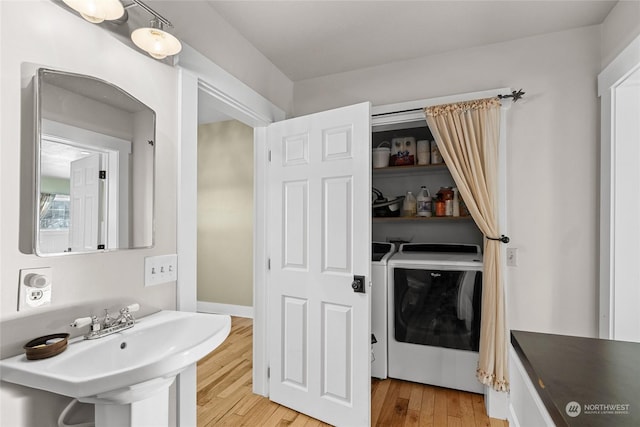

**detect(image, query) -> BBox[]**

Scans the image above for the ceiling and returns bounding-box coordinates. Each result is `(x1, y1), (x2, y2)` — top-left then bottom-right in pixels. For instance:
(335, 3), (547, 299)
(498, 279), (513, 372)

(149, 0), (617, 82)
(40, 140), (92, 179)
(144, 1), (617, 124)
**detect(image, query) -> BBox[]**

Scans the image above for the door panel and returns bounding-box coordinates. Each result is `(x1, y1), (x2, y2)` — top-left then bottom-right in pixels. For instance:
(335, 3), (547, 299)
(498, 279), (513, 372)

(283, 180), (308, 269)
(322, 302), (352, 402)
(268, 102), (371, 426)
(322, 176), (352, 273)
(69, 154), (101, 252)
(283, 134), (309, 165)
(283, 296), (308, 388)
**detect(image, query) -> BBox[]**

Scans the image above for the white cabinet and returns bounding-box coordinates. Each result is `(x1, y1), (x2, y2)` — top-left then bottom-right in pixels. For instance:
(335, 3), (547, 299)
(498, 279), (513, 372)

(508, 347), (555, 427)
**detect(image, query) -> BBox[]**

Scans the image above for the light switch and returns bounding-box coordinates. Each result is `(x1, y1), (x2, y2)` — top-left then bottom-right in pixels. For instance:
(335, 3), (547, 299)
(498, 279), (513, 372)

(506, 248), (518, 267)
(145, 254), (178, 286)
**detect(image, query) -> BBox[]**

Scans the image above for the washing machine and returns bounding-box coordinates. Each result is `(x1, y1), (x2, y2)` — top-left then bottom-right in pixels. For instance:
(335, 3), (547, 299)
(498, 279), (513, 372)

(387, 243), (484, 393)
(371, 241), (396, 379)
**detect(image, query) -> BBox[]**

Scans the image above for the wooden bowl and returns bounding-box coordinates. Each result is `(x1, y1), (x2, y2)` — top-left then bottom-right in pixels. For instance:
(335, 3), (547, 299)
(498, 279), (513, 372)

(24, 333), (70, 360)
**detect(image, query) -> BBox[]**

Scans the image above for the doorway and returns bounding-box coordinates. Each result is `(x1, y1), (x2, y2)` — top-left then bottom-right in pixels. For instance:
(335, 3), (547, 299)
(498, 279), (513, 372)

(196, 115), (255, 316)
(184, 87), (372, 426)
(38, 129), (129, 254)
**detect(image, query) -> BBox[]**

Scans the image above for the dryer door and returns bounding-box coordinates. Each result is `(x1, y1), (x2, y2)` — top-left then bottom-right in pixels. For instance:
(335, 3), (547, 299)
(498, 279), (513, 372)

(392, 268), (482, 352)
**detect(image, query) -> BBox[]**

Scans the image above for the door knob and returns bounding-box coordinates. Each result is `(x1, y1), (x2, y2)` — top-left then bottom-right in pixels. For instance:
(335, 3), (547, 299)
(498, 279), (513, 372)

(352, 275), (365, 293)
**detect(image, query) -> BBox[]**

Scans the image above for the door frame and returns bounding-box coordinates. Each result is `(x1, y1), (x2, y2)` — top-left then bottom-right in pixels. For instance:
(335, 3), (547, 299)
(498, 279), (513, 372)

(176, 45), (285, 426)
(371, 88), (512, 419)
(176, 44), (286, 426)
(597, 33), (640, 339)
(38, 122), (131, 252)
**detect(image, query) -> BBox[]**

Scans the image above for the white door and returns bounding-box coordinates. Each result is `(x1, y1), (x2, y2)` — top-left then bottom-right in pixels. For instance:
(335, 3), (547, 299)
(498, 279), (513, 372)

(267, 102), (371, 426)
(69, 154), (102, 252)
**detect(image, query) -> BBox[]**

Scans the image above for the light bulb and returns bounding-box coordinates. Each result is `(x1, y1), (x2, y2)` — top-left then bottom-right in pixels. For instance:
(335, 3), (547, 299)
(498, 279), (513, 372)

(131, 25), (182, 60)
(63, 0), (124, 23)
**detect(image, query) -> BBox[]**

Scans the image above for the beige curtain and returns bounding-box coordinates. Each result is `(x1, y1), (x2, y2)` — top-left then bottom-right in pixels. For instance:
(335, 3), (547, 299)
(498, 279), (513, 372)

(39, 192), (55, 217)
(424, 97), (508, 392)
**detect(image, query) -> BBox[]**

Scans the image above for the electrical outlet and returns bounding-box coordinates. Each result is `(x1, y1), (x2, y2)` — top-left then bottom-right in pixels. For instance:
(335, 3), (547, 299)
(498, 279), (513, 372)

(145, 254), (178, 287)
(18, 267), (52, 311)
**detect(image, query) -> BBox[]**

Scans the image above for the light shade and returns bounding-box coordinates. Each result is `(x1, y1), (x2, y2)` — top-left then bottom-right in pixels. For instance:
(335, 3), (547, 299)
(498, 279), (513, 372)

(62, 0), (124, 24)
(131, 20), (182, 60)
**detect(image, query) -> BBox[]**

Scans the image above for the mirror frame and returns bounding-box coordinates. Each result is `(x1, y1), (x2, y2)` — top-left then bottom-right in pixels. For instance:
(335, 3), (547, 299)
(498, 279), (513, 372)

(33, 68), (156, 256)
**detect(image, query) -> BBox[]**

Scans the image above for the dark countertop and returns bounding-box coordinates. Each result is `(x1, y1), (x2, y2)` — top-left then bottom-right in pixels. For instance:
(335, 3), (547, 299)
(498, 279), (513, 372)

(511, 330), (639, 427)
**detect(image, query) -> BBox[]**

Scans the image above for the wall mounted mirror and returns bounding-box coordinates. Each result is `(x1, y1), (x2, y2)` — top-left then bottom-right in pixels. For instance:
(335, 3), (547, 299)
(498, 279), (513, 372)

(34, 68), (155, 255)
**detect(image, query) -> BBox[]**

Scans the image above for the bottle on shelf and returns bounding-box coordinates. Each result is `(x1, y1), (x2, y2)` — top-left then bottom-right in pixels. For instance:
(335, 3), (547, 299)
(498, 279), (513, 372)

(402, 191), (417, 217)
(434, 198), (446, 217)
(436, 187), (454, 216)
(416, 140), (430, 165)
(452, 187), (460, 217)
(416, 186), (432, 217)
(430, 140), (443, 164)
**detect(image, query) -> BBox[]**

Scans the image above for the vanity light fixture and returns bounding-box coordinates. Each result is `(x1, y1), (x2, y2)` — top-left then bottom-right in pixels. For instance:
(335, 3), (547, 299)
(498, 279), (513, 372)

(59, 0), (182, 61)
(62, 0), (124, 24)
(131, 17), (182, 60)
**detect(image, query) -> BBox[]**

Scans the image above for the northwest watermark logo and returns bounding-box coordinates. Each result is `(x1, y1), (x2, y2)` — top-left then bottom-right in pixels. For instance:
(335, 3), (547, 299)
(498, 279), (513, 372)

(565, 401), (631, 417)
(565, 401), (581, 417)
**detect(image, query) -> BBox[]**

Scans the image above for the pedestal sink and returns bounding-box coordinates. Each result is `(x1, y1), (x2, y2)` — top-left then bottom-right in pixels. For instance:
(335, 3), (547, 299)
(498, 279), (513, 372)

(0, 310), (231, 427)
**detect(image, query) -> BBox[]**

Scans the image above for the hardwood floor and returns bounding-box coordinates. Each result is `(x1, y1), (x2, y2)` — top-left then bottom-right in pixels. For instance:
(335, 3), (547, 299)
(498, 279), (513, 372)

(197, 317), (508, 426)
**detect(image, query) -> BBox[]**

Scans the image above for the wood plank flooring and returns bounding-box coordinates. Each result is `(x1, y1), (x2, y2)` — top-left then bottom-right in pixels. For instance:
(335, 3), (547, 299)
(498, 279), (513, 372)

(197, 317), (508, 426)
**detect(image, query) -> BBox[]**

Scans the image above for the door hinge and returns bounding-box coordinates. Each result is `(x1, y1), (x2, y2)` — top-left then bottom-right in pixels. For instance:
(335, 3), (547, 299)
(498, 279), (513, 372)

(267, 258), (271, 270)
(99, 170), (106, 179)
(267, 366), (270, 378)
(268, 150), (271, 162)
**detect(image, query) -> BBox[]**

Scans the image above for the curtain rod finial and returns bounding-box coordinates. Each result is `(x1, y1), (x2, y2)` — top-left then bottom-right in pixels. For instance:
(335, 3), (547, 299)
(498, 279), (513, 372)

(498, 89), (525, 103)
(511, 89), (525, 102)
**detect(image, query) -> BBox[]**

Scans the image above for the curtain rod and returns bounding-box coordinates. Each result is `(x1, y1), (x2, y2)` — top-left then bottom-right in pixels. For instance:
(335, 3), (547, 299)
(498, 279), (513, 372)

(371, 89), (526, 118)
(371, 107), (425, 117)
(497, 89), (525, 102)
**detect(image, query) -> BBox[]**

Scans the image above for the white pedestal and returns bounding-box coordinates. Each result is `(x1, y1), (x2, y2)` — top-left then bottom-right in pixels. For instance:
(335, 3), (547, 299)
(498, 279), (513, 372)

(81, 377), (175, 427)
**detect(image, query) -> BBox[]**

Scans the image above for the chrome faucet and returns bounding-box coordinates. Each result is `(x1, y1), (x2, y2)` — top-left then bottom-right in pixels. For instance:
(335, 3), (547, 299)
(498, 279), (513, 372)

(71, 303), (140, 340)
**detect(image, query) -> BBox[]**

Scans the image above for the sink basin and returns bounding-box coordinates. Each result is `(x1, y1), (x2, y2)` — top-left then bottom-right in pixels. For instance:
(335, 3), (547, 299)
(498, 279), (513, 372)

(0, 310), (231, 403)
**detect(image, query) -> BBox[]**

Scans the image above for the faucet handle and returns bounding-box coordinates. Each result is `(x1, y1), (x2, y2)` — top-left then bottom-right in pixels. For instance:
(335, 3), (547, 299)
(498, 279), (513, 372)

(70, 317), (92, 328)
(118, 304), (138, 324)
(90, 316), (101, 331)
(103, 309), (114, 325)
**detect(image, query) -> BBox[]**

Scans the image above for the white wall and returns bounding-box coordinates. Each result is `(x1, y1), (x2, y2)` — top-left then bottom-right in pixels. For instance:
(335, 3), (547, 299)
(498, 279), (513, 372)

(197, 120), (254, 307)
(164, 1), (294, 114)
(294, 26), (602, 338)
(600, 0), (640, 69)
(0, 1), (178, 426)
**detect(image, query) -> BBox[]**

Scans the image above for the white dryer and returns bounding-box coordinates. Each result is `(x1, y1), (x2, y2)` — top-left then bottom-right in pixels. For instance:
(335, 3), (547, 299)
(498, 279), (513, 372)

(371, 241), (396, 379)
(387, 243), (484, 393)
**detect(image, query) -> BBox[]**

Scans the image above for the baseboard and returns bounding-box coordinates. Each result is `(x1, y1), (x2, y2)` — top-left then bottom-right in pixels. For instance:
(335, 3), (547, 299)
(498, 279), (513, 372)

(196, 301), (254, 318)
(508, 403), (522, 427)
